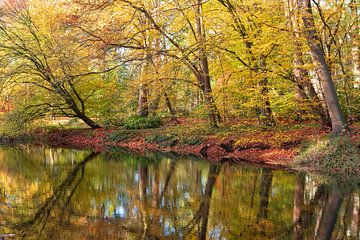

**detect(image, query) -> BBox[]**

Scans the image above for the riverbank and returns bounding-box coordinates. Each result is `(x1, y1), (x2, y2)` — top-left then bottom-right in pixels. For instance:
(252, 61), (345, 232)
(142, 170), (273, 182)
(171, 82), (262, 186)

(14, 118), (358, 169)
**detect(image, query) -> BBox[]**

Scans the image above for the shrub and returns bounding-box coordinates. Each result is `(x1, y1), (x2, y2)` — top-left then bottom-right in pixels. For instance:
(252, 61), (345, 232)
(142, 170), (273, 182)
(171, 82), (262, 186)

(145, 134), (177, 147)
(123, 116), (162, 129)
(4, 107), (39, 134)
(180, 137), (202, 145)
(101, 118), (124, 129)
(107, 131), (135, 142)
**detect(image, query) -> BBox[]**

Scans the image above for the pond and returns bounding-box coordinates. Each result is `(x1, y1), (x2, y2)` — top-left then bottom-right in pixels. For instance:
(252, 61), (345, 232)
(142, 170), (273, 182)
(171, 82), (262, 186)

(0, 146), (358, 239)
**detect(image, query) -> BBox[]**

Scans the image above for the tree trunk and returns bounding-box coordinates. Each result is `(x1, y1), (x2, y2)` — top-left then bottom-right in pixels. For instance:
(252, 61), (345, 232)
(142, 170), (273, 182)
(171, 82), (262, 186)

(65, 97), (101, 129)
(164, 92), (179, 123)
(78, 112), (101, 129)
(195, 0), (221, 127)
(257, 58), (275, 127)
(298, 0), (348, 134)
(286, 0), (331, 127)
(350, 0), (360, 87)
(137, 83), (149, 117)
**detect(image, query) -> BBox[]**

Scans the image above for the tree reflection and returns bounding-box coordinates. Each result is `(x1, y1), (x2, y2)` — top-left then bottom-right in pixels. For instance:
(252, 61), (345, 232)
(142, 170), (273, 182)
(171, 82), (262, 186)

(293, 173), (305, 240)
(18, 152), (99, 239)
(315, 187), (343, 240)
(0, 147), (359, 239)
(257, 168), (273, 221)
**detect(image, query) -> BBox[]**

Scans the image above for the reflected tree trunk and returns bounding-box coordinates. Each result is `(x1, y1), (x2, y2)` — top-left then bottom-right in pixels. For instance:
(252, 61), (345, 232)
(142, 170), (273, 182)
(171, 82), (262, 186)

(315, 188), (343, 240)
(293, 174), (305, 240)
(151, 166), (161, 235)
(18, 152), (99, 239)
(198, 164), (221, 240)
(350, 192), (359, 238)
(257, 168), (273, 221)
(183, 164), (221, 239)
(138, 163), (149, 239)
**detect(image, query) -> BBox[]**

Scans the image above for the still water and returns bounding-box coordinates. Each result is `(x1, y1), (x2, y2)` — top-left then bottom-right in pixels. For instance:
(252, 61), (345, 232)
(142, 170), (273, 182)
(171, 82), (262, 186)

(0, 146), (358, 240)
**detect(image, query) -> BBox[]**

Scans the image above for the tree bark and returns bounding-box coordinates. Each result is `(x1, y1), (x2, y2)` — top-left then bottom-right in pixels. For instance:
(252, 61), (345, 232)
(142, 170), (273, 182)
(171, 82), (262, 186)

(298, 0), (348, 134)
(350, 0), (360, 87)
(78, 112), (101, 129)
(164, 92), (180, 123)
(286, 0), (331, 127)
(257, 58), (275, 127)
(195, 0), (221, 127)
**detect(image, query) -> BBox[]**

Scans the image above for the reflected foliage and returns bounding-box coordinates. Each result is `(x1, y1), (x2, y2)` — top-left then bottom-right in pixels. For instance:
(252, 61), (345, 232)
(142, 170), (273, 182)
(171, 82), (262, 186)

(0, 147), (359, 239)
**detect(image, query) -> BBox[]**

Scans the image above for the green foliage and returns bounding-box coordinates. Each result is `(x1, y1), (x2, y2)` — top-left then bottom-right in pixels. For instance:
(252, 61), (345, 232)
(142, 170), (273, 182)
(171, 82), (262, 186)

(4, 107), (43, 134)
(101, 118), (124, 130)
(123, 116), (162, 129)
(295, 136), (360, 175)
(107, 131), (135, 142)
(180, 136), (202, 145)
(145, 134), (177, 147)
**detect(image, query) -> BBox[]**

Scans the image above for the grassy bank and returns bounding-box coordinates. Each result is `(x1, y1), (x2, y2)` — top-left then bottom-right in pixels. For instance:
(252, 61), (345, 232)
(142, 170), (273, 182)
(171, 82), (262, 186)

(2, 116), (359, 176)
(0, 118), (360, 167)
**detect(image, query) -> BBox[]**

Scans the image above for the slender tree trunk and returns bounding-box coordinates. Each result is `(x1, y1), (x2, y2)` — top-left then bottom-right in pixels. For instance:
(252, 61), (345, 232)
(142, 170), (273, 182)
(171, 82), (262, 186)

(257, 58), (275, 127)
(298, 0), (348, 134)
(164, 92), (179, 123)
(137, 82), (149, 117)
(65, 97), (100, 129)
(137, 14), (150, 118)
(350, 0), (360, 88)
(55, 84), (101, 129)
(195, 0), (221, 127)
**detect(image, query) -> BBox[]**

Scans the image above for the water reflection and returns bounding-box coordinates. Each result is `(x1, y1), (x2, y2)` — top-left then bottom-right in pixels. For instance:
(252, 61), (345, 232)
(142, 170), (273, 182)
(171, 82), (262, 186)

(0, 146), (358, 239)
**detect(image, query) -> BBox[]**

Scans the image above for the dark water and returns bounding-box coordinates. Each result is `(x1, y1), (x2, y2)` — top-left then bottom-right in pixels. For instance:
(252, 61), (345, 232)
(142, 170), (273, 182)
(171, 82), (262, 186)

(0, 147), (358, 240)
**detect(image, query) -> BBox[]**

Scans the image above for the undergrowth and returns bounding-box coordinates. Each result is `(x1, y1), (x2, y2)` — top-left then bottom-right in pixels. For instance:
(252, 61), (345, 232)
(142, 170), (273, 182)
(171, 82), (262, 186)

(123, 116), (162, 129)
(295, 135), (360, 179)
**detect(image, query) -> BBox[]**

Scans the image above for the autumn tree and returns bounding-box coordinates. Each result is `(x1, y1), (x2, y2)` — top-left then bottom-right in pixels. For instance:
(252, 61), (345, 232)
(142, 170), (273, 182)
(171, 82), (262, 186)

(297, 0), (349, 134)
(0, 1), (118, 129)
(117, 0), (221, 127)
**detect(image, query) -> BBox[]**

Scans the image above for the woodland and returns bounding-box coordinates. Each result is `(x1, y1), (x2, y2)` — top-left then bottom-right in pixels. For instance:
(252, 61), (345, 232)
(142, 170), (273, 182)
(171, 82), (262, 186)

(0, 0), (359, 167)
(0, 1), (360, 239)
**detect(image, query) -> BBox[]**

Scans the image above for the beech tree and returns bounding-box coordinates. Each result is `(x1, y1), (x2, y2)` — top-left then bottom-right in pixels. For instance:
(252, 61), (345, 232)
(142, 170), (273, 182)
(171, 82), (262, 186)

(297, 0), (349, 134)
(0, 0), (359, 131)
(0, 2), (119, 129)
(118, 0), (221, 127)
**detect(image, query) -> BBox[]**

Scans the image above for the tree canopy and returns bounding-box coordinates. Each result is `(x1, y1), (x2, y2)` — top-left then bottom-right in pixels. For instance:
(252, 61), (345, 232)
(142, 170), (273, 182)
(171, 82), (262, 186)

(0, 0), (358, 133)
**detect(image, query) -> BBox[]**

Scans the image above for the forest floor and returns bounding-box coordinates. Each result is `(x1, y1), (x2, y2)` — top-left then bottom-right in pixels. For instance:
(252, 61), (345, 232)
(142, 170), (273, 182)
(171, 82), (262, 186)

(17, 117), (360, 169)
